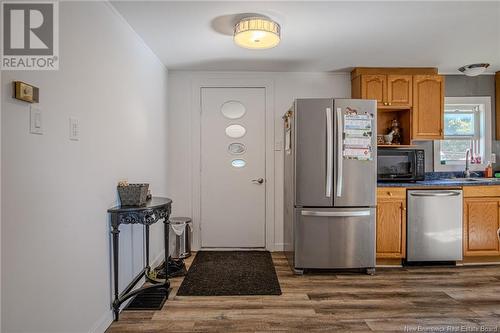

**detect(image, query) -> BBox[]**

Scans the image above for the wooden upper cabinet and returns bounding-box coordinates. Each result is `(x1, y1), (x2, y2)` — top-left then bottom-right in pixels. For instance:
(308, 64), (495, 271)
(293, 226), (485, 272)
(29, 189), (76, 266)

(463, 198), (500, 256)
(387, 75), (412, 107)
(361, 75), (386, 107)
(376, 188), (406, 259)
(412, 75), (444, 140)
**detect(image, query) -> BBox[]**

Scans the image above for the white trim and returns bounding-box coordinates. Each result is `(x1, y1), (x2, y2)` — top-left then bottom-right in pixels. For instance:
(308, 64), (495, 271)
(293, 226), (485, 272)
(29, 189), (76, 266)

(199, 247), (268, 251)
(103, 1), (166, 70)
(433, 96), (492, 172)
(89, 310), (114, 333)
(376, 265), (403, 268)
(190, 77), (276, 251)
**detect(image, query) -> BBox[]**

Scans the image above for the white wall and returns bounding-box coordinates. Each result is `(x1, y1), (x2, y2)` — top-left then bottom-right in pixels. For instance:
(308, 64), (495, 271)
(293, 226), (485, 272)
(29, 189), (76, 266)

(168, 71), (350, 250)
(1, 2), (168, 332)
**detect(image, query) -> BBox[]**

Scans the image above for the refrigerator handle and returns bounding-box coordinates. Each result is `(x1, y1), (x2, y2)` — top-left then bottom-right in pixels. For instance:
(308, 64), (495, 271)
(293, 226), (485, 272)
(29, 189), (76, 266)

(336, 107), (343, 197)
(325, 107), (333, 198)
(301, 210), (371, 217)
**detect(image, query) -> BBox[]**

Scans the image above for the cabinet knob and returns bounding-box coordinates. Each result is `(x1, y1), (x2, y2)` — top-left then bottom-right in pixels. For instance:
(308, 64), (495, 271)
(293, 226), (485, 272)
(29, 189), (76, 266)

(387, 192), (393, 196)
(388, 103), (392, 106)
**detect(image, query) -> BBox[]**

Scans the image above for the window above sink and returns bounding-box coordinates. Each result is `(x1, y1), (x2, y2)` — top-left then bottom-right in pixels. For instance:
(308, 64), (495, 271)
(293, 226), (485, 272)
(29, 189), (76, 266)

(434, 96), (492, 172)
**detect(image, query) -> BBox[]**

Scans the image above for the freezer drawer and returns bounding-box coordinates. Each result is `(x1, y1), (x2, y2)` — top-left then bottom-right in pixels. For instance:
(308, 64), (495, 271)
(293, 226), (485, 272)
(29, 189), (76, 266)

(294, 208), (376, 269)
(407, 190), (463, 262)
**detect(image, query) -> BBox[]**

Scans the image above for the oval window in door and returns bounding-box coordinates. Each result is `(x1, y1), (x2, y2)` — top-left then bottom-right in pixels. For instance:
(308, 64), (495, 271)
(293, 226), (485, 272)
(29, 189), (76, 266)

(221, 101), (246, 119)
(225, 124), (246, 138)
(231, 159), (246, 168)
(228, 143), (246, 155)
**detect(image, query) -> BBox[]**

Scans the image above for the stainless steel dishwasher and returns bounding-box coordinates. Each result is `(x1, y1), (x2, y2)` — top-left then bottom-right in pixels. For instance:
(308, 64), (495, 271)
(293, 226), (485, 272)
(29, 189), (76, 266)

(407, 189), (463, 262)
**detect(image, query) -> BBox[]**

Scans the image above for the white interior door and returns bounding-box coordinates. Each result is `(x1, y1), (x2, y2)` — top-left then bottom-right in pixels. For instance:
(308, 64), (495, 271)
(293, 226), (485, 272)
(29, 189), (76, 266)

(201, 87), (266, 248)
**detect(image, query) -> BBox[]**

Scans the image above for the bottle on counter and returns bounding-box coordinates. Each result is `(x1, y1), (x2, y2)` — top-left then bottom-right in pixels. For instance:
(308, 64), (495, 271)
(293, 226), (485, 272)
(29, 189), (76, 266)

(485, 162), (493, 178)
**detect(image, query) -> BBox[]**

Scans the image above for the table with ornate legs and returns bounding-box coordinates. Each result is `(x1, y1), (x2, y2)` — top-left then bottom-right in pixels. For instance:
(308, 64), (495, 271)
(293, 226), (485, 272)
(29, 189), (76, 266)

(107, 197), (172, 321)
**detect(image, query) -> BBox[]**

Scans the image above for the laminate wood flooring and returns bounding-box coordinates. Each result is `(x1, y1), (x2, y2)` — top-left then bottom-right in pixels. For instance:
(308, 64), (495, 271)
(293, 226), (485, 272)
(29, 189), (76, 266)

(107, 253), (500, 332)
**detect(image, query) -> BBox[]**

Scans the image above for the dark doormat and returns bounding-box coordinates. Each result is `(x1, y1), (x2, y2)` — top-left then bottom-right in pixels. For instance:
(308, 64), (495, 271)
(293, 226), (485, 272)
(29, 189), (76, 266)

(124, 287), (168, 311)
(177, 251), (282, 296)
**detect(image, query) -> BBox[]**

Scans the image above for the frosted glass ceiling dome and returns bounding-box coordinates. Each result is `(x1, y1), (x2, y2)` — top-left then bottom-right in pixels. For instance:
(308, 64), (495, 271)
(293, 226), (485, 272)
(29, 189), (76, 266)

(233, 17), (281, 50)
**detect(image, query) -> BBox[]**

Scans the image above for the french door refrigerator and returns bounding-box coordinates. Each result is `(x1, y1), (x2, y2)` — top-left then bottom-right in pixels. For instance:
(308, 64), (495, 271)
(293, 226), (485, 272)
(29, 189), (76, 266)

(284, 98), (377, 274)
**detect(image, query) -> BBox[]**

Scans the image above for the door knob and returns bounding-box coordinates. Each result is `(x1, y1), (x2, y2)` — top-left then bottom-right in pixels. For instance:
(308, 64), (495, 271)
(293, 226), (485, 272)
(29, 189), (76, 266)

(252, 178), (264, 184)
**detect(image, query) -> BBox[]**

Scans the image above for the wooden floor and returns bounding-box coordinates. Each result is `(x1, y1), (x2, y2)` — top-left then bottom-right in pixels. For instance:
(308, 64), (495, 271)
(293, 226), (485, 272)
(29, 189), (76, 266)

(107, 253), (500, 332)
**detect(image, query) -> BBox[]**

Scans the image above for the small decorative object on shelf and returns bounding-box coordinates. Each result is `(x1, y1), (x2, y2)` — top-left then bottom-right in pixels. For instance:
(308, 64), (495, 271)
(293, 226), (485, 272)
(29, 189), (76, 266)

(377, 135), (385, 145)
(384, 133), (393, 145)
(117, 182), (149, 206)
(390, 119), (402, 145)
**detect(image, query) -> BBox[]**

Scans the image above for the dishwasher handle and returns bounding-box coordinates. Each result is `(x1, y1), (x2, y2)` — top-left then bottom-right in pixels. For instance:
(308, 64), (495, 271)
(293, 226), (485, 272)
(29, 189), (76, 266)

(409, 191), (461, 197)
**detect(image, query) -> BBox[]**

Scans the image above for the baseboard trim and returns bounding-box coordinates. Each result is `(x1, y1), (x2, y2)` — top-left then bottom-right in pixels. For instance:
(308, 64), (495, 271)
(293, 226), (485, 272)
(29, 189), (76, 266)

(376, 265), (403, 268)
(196, 245), (284, 252)
(89, 310), (113, 333)
(463, 261), (500, 266)
(151, 250), (165, 268)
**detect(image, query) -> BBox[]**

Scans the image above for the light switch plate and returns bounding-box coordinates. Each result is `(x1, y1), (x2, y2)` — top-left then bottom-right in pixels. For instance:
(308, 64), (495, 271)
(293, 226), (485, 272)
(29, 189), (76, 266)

(30, 106), (43, 134)
(69, 117), (80, 141)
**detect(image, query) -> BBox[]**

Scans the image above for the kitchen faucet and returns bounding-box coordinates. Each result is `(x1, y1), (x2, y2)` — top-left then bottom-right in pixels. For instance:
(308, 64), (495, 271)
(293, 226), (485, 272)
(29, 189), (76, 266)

(464, 149), (471, 178)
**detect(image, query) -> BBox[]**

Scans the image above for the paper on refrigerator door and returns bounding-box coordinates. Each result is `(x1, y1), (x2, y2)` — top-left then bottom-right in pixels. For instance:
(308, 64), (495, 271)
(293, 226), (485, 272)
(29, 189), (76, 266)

(342, 108), (373, 160)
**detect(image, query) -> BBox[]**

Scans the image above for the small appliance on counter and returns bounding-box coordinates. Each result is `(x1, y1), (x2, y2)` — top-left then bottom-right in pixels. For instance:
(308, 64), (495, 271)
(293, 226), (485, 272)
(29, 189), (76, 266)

(377, 147), (425, 182)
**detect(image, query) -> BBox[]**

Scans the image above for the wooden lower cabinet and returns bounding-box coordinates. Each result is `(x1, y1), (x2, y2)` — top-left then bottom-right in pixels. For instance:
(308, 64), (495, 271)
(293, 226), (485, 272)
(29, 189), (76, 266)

(376, 188), (406, 259)
(376, 186), (500, 263)
(463, 197), (500, 256)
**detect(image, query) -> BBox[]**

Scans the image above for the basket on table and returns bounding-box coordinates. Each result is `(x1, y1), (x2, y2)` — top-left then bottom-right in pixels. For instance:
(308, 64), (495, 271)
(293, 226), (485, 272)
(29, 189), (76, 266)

(117, 183), (149, 206)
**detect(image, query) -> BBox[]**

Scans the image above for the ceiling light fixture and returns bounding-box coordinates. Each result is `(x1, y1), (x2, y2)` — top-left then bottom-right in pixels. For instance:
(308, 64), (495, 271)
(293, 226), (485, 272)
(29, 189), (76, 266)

(234, 17), (280, 49)
(458, 63), (490, 76)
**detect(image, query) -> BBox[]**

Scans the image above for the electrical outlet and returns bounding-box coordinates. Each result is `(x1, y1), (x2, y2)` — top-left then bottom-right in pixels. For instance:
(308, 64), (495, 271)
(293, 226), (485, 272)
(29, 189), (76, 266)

(69, 117), (79, 141)
(491, 153), (496, 164)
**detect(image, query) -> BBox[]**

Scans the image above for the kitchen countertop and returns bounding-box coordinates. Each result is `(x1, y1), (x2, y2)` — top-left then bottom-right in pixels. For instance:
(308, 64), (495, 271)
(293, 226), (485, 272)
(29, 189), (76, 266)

(378, 178), (500, 187)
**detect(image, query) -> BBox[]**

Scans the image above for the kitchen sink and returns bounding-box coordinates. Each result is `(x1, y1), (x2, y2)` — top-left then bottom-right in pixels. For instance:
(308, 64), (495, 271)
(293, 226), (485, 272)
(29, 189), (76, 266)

(441, 177), (500, 183)
(441, 178), (481, 182)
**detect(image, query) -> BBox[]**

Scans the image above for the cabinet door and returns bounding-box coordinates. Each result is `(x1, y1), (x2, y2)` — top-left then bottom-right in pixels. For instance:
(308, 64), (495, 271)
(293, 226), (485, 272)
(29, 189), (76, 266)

(376, 198), (406, 258)
(387, 75), (412, 107)
(463, 198), (500, 256)
(361, 75), (386, 107)
(412, 75), (444, 139)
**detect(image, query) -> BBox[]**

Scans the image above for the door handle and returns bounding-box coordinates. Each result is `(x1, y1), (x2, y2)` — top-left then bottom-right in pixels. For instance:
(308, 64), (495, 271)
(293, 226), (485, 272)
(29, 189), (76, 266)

(326, 107), (333, 198)
(336, 107), (343, 197)
(301, 210), (371, 217)
(409, 191), (461, 197)
(252, 178), (264, 184)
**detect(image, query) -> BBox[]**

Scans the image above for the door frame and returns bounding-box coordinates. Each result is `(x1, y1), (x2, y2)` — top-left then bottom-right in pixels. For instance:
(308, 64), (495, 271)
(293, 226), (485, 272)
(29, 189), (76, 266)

(191, 77), (275, 251)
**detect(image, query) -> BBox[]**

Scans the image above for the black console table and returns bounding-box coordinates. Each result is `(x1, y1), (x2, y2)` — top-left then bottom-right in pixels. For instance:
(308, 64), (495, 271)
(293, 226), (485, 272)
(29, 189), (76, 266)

(107, 197), (172, 321)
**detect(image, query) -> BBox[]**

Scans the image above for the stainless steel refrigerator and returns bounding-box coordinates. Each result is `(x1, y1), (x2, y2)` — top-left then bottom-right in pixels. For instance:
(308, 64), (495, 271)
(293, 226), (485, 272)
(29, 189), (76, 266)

(283, 98), (377, 274)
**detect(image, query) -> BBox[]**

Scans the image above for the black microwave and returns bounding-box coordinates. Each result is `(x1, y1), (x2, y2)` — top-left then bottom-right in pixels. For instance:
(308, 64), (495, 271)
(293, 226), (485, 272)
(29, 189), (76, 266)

(377, 148), (425, 182)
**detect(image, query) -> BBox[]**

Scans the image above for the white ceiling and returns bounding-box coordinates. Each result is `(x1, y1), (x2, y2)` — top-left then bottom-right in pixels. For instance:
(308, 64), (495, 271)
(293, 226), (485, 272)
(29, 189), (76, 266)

(111, 1), (500, 73)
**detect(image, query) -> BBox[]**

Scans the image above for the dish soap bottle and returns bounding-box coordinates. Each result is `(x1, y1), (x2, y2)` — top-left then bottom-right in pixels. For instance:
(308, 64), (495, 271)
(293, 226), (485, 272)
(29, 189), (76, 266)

(485, 162), (493, 178)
